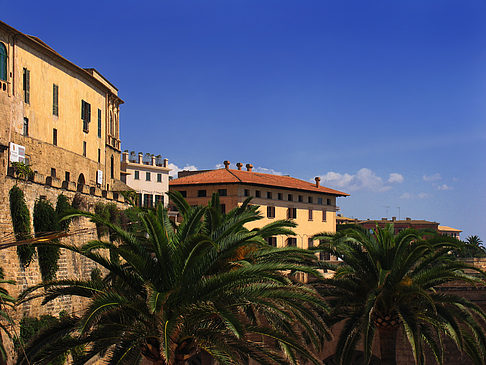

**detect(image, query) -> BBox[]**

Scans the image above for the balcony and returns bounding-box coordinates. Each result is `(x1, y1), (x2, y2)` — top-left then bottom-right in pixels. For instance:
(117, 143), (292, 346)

(106, 135), (121, 151)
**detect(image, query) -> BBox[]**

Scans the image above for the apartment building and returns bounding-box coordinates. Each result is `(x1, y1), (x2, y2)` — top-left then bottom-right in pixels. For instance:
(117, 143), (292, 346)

(0, 20), (123, 191)
(170, 161), (349, 250)
(121, 151), (171, 207)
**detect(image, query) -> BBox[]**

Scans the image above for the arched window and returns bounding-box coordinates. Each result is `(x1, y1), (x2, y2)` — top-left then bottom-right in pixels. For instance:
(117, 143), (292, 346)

(109, 112), (113, 136)
(0, 43), (7, 81)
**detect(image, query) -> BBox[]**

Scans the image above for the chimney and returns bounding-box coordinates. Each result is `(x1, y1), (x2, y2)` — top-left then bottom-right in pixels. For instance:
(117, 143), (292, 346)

(315, 177), (321, 188)
(163, 158), (168, 168)
(223, 160), (230, 169)
(406, 217), (411, 221)
(246, 163), (253, 172)
(137, 152), (143, 164)
(151, 155), (156, 166)
(236, 162), (243, 170)
(122, 151), (129, 163)
(392, 217), (396, 221)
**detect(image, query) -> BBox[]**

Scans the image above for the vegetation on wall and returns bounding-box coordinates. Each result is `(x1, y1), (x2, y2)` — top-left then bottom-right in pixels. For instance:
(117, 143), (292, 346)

(9, 186), (35, 267)
(93, 202), (123, 241)
(55, 194), (72, 231)
(33, 199), (60, 282)
(0, 267), (15, 365)
(11, 161), (33, 180)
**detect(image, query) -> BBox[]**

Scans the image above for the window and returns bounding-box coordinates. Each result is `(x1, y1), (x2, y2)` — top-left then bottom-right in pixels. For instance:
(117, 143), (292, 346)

(308, 238), (314, 248)
(319, 251), (331, 261)
(143, 194), (153, 208)
(287, 207), (297, 219)
(23, 117), (29, 136)
(155, 195), (164, 206)
(50, 168), (56, 178)
(308, 209), (313, 221)
(111, 156), (114, 179)
(277, 193), (283, 200)
(157, 173), (162, 183)
(180, 190), (187, 198)
(52, 128), (57, 146)
(266, 237), (277, 247)
(218, 188), (227, 196)
(65, 171), (70, 181)
(267, 191), (272, 199)
(298, 195), (303, 202)
(308, 196), (313, 204)
(267, 206), (275, 218)
(134, 170), (139, 180)
(52, 84), (59, 116)
(98, 149), (101, 163)
(23, 68), (30, 104)
(322, 210), (327, 222)
(221, 204), (226, 214)
(97, 109), (102, 138)
(286, 237), (297, 247)
(146, 172), (151, 181)
(83, 141), (87, 157)
(288, 194), (293, 201)
(327, 198), (331, 205)
(197, 190), (207, 197)
(255, 190), (261, 198)
(81, 100), (91, 132)
(109, 112), (113, 135)
(317, 197), (323, 205)
(244, 189), (250, 197)
(0, 43), (6, 81)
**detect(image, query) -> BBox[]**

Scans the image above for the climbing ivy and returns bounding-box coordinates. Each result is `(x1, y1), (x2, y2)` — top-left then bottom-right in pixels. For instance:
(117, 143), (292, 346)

(9, 186), (35, 267)
(33, 199), (60, 282)
(55, 194), (72, 231)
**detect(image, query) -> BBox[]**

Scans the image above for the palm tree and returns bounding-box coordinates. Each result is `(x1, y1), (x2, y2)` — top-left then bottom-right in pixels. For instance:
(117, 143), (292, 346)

(313, 224), (486, 365)
(18, 193), (330, 364)
(0, 267), (15, 365)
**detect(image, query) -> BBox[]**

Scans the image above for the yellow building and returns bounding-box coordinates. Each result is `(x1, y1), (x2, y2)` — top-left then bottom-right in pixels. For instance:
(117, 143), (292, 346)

(0, 20), (123, 191)
(170, 161), (349, 251)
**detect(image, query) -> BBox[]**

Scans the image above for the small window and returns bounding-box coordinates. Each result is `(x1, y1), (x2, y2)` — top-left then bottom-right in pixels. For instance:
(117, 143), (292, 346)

(244, 189), (250, 197)
(180, 190), (187, 198)
(23, 68), (30, 104)
(308, 209), (313, 221)
(50, 168), (56, 178)
(327, 198), (331, 205)
(255, 190), (261, 198)
(111, 156), (114, 179)
(287, 207), (297, 219)
(82, 141), (87, 157)
(52, 128), (57, 146)
(277, 193), (283, 200)
(98, 149), (101, 163)
(97, 109), (102, 138)
(52, 84), (59, 116)
(317, 197), (323, 205)
(134, 170), (139, 180)
(298, 195), (303, 202)
(65, 171), (70, 181)
(288, 194), (293, 201)
(266, 237), (277, 247)
(197, 190), (207, 197)
(146, 172), (151, 181)
(0, 43), (7, 81)
(267, 191), (272, 199)
(319, 251), (331, 261)
(23, 117), (29, 136)
(286, 237), (297, 247)
(322, 210), (327, 222)
(218, 188), (227, 196)
(157, 173), (162, 183)
(267, 206), (275, 218)
(308, 196), (313, 204)
(308, 238), (314, 248)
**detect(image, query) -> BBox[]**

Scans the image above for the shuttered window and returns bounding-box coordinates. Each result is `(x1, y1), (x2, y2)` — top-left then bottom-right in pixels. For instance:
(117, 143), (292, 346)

(52, 84), (59, 116)
(0, 43), (7, 81)
(81, 100), (91, 132)
(23, 68), (30, 104)
(97, 109), (102, 138)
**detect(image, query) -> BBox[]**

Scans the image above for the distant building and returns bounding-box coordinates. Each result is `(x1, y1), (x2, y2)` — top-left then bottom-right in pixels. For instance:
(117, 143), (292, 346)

(336, 214), (359, 225)
(0, 20), (123, 191)
(121, 151), (171, 207)
(170, 161), (349, 252)
(438, 225), (462, 240)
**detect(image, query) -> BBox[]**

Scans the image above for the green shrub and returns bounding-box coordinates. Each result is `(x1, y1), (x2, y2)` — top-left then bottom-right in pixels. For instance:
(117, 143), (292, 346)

(9, 186), (35, 267)
(55, 194), (72, 231)
(33, 199), (60, 282)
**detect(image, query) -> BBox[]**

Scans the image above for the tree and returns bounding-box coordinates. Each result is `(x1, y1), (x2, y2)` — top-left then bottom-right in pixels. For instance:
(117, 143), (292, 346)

(313, 225), (486, 365)
(18, 193), (329, 364)
(0, 267), (15, 365)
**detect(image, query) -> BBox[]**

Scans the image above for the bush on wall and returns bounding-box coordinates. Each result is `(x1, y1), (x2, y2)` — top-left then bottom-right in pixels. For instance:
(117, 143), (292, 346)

(9, 186), (35, 267)
(55, 194), (72, 231)
(33, 199), (60, 282)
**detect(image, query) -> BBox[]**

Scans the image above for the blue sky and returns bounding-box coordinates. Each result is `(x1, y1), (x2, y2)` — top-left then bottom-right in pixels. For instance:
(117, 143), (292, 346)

(3, 0), (486, 239)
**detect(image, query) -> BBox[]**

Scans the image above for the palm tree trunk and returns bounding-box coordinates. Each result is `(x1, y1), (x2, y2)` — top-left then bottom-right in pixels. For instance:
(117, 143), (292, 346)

(378, 326), (398, 365)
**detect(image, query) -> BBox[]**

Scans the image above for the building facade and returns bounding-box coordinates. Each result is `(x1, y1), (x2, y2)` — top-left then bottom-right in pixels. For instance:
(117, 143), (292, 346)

(169, 161), (349, 250)
(0, 21), (123, 191)
(121, 151), (171, 207)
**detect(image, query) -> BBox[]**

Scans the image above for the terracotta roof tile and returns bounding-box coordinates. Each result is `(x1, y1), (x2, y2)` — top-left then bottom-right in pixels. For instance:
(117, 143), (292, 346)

(170, 169), (349, 196)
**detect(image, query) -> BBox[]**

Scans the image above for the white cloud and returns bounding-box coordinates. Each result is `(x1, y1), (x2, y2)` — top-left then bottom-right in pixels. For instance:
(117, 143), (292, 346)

(168, 163), (198, 178)
(400, 192), (430, 199)
(418, 192), (430, 199)
(437, 184), (452, 191)
(319, 168), (393, 192)
(423, 173), (441, 182)
(400, 192), (413, 199)
(214, 163), (224, 169)
(253, 167), (283, 175)
(388, 173), (404, 184)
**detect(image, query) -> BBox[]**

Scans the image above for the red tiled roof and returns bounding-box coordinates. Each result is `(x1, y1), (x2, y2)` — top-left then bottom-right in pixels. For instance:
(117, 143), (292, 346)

(170, 169), (349, 196)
